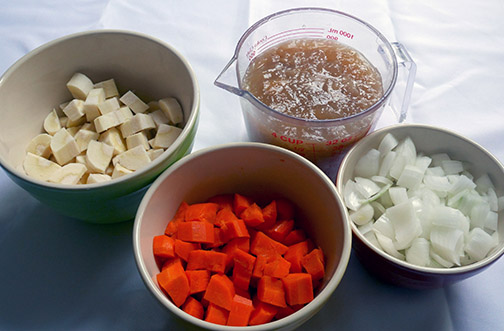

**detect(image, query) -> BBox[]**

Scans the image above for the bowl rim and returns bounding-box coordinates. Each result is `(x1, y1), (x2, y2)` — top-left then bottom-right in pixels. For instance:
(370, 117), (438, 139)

(0, 28), (200, 191)
(133, 141), (353, 330)
(336, 123), (504, 275)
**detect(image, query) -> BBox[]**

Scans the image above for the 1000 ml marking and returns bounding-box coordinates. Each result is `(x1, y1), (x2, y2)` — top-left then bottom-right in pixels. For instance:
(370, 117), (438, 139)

(326, 28), (355, 41)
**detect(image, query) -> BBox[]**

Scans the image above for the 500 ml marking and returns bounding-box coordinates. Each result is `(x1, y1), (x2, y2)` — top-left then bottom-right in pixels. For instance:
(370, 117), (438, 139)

(326, 28), (355, 41)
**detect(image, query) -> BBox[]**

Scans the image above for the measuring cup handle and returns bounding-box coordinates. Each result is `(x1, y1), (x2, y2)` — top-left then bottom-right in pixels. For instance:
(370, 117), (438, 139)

(390, 42), (417, 123)
(214, 57), (244, 96)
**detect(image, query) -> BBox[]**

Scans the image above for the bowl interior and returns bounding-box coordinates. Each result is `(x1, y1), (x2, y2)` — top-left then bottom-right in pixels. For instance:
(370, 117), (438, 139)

(0, 30), (197, 176)
(135, 143), (351, 329)
(337, 124), (504, 274)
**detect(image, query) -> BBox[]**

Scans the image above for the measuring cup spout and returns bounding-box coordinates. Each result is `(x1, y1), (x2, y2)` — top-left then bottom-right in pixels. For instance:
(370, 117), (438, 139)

(214, 57), (243, 97)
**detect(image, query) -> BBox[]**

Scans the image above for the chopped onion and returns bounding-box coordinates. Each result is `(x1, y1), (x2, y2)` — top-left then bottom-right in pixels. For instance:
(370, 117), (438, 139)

(465, 228), (497, 261)
(406, 238), (431, 267)
(354, 148), (380, 178)
(345, 133), (502, 269)
(350, 203), (374, 226)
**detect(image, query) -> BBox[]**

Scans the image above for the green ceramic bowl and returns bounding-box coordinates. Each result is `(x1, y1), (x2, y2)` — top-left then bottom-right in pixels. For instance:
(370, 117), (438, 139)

(0, 30), (200, 223)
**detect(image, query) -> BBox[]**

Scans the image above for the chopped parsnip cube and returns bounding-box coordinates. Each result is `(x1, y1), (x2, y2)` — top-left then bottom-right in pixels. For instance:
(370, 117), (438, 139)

(50, 128), (80, 165)
(120, 90), (149, 114)
(94, 79), (119, 98)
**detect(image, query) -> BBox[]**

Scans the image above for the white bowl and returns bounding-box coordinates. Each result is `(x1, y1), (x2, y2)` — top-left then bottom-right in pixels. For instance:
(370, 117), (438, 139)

(0, 30), (200, 223)
(133, 142), (352, 330)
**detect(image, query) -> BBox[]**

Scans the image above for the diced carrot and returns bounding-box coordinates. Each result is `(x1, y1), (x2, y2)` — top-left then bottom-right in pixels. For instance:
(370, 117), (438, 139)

(275, 304), (303, 320)
(207, 193), (234, 211)
(282, 273), (314, 306)
(215, 208), (239, 228)
(234, 193), (252, 216)
(203, 274), (235, 310)
(174, 239), (200, 261)
(164, 201), (189, 236)
(256, 276), (287, 308)
(156, 258), (190, 307)
(227, 294), (254, 326)
(256, 200), (277, 231)
(185, 202), (219, 223)
(185, 269), (211, 295)
(221, 218), (250, 241)
(252, 254), (269, 279)
(249, 299), (278, 326)
(205, 303), (229, 325)
(263, 255), (291, 278)
(264, 219), (294, 242)
(202, 227), (225, 249)
(222, 237), (250, 272)
(234, 286), (251, 299)
(284, 240), (311, 273)
(153, 235), (175, 259)
(240, 203), (265, 227)
(301, 248), (325, 281)
(187, 250), (227, 273)
(182, 296), (204, 319)
(275, 198), (295, 220)
(250, 231), (288, 257)
(283, 229), (307, 246)
(177, 221), (215, 244)
(232, 249), (256, 290)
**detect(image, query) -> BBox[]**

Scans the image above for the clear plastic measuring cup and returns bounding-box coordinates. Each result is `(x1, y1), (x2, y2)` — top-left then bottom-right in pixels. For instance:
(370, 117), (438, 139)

(215, 7), (416, 180)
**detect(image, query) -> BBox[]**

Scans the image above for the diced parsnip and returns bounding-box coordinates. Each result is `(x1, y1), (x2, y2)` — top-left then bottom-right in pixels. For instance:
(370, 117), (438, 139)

(23, 152), (61, 181)
(62, 99), (85, 122)
(99, 127), (126, 155)
(48, 163), (87, 185)
(119, 113), (156, 137)
(74, 129), (99, 152)
(43, 109), (61, 135)
(86, 140), (114, 173)
(66, 72), (94, 100)
(126, 131), (150, 151)
(153, 124), (182, 149)
(149, 109), (170, 128)
(50, 128), (80, 165)
(113, 145), (151, 171)
(147, 148), (164, 161)
(84, 88), (106, 122)
(94, 78), (119, 98)
(86, 173), (112, 184)
(159, 97), (183, 124)
(112, 163), (133, 179)
(97, 97), (120, 115)
(26, 134), (52, 158)
(120, 90), (149, 114)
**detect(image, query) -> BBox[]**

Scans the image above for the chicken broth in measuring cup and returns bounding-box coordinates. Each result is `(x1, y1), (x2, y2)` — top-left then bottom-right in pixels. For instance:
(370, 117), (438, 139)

(242, 38), (384, 120)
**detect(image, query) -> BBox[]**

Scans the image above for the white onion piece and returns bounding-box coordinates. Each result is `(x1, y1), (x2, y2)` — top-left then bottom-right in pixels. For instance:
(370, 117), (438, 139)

(372, 214), (395, 238)
(378, 151), (396, 177)
(470, 202), (491, 229)
(386, 201), (422, 250)
(424, 175), (451, 196)
(465, 228), (497, 261)
(449, 175), (477, 195)
(430, 226), (464, 265)
(350, 203), (374, 226)
(485, 211), (498, 232)
(415, 155), (432, 173)
(388, 186), (409, 206)
(475, 174), (495, 194)
(354, 148), (380, 178)
(487, 187), (499, 212)
(358, 222), (374, 236)
(343, 179), (364, 211)
(397, 165), (424, 189)
(371, 175), (393, 186)
(396, 136), (416, 165)
(430, 250), (455, 268)
(406, 238), (431, 267)
(431, 205), (469, 234)
(375, 232), (405, 260)
(354, 177), (381, 199)
(425, 166), (445, 176)
(498, 196), (504, 212)
(364, 231), (381, 250)
(378, 133), (399, 155)
(448, 189), (483, 216)
(370, 201), (386, 219)
(431, 153), (451, 167)
(441, 160), (464, 175)
(389, 154), (407, 180)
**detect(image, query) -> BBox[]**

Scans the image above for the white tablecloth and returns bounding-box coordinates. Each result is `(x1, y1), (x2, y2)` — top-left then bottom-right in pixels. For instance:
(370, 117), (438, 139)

(1, 1), (503, 330)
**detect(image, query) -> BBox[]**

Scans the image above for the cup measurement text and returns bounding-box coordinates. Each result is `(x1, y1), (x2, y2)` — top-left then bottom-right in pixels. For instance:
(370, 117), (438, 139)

(326, 28), (354, 41)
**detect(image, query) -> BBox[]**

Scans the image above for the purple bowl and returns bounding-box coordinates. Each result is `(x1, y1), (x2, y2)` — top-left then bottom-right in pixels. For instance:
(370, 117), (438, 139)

(336, 124), (504, 289)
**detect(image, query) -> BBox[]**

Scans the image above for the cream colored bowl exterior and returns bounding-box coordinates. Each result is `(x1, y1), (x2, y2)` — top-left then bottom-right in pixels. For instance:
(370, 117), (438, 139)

(0, 30), (200, 223)
(134, 143), (352, 330)
(336, 124), (504, 288)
